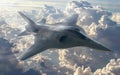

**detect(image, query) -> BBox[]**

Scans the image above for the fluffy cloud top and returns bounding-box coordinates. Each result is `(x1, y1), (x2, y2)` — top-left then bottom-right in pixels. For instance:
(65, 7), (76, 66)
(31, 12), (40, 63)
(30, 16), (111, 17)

(111, 13), (120, 24)
(0, 38), (41, 75)
(74, 58), (120, 75)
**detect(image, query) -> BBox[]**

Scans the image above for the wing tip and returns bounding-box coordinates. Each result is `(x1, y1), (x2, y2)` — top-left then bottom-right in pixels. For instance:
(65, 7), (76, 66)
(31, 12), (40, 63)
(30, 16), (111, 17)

(95, 45), (112, 52)
(103, 48), (112, 52)
(19, 54), (27, 60)
(18, 11), (24, 17)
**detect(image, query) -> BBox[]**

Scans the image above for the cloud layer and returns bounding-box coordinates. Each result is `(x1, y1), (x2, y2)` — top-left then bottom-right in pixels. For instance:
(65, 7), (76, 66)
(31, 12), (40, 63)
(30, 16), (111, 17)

(0, 1), (120, 75)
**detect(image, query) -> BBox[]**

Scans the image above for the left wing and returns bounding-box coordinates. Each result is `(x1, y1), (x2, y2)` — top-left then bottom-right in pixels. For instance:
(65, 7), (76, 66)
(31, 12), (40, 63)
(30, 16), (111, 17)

(18, 31), (31, 36)
(19, 38), (48, 60)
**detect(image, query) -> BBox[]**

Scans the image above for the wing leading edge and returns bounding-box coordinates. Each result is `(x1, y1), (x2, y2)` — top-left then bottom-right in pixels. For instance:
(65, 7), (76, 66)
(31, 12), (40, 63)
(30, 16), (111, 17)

(19, 42), (47, 60)
(80, 32), (111, 51)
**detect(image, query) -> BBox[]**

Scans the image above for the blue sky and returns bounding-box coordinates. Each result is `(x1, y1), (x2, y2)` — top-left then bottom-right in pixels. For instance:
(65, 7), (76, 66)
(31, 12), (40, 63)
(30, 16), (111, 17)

(88, 0), (120, 12)
(0, 0), (120, 12)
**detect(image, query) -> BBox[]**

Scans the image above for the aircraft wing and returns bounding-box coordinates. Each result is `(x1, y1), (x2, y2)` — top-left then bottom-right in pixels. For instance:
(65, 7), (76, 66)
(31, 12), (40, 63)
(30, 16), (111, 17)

(19, 37), (48, 60)
(80, 32), (111, 51)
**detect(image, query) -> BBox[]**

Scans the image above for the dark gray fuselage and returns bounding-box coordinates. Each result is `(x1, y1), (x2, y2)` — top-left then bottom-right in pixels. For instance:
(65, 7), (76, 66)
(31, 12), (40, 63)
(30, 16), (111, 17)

(35, 25), (86, 49)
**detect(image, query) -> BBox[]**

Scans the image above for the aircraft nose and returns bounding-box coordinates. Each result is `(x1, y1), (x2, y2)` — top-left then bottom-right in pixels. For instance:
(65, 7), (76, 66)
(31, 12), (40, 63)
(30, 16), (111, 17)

(85, 38), (111, 51)
(19, 50), (32, 60)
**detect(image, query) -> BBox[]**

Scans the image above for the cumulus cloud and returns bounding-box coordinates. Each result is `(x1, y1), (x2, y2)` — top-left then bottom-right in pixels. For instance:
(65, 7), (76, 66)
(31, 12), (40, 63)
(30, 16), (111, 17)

(0, 0), (120, 75)
(73, 58), (120, 75)
(74, 66), (93, 75)
(37, 1), (120, 74)
(111, 13), (120, 24)
(94, 58), (120, 75)
(0, 38), (41, 75)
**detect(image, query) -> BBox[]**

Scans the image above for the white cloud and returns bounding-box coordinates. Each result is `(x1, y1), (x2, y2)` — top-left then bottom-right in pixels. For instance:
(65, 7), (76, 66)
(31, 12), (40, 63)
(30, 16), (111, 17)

(111, 13), (120, 24)
(94, 58), (120, 75)
(73, 58), (120, 75)
(74, 66), (93, 75)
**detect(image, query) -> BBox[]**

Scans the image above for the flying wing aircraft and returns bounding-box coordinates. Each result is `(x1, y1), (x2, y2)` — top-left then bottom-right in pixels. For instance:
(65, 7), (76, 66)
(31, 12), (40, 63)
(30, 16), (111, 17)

(18, 12), (111, 60)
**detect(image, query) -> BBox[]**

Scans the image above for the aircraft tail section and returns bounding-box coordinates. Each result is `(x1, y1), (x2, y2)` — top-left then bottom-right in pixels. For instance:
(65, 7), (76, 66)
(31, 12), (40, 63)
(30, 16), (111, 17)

(18, 12), (38, 32)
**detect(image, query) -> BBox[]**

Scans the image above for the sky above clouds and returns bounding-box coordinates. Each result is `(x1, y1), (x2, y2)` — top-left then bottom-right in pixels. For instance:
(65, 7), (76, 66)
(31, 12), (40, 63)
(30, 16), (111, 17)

(0, 0), (120, 12)
(0, 0), (120, 75)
